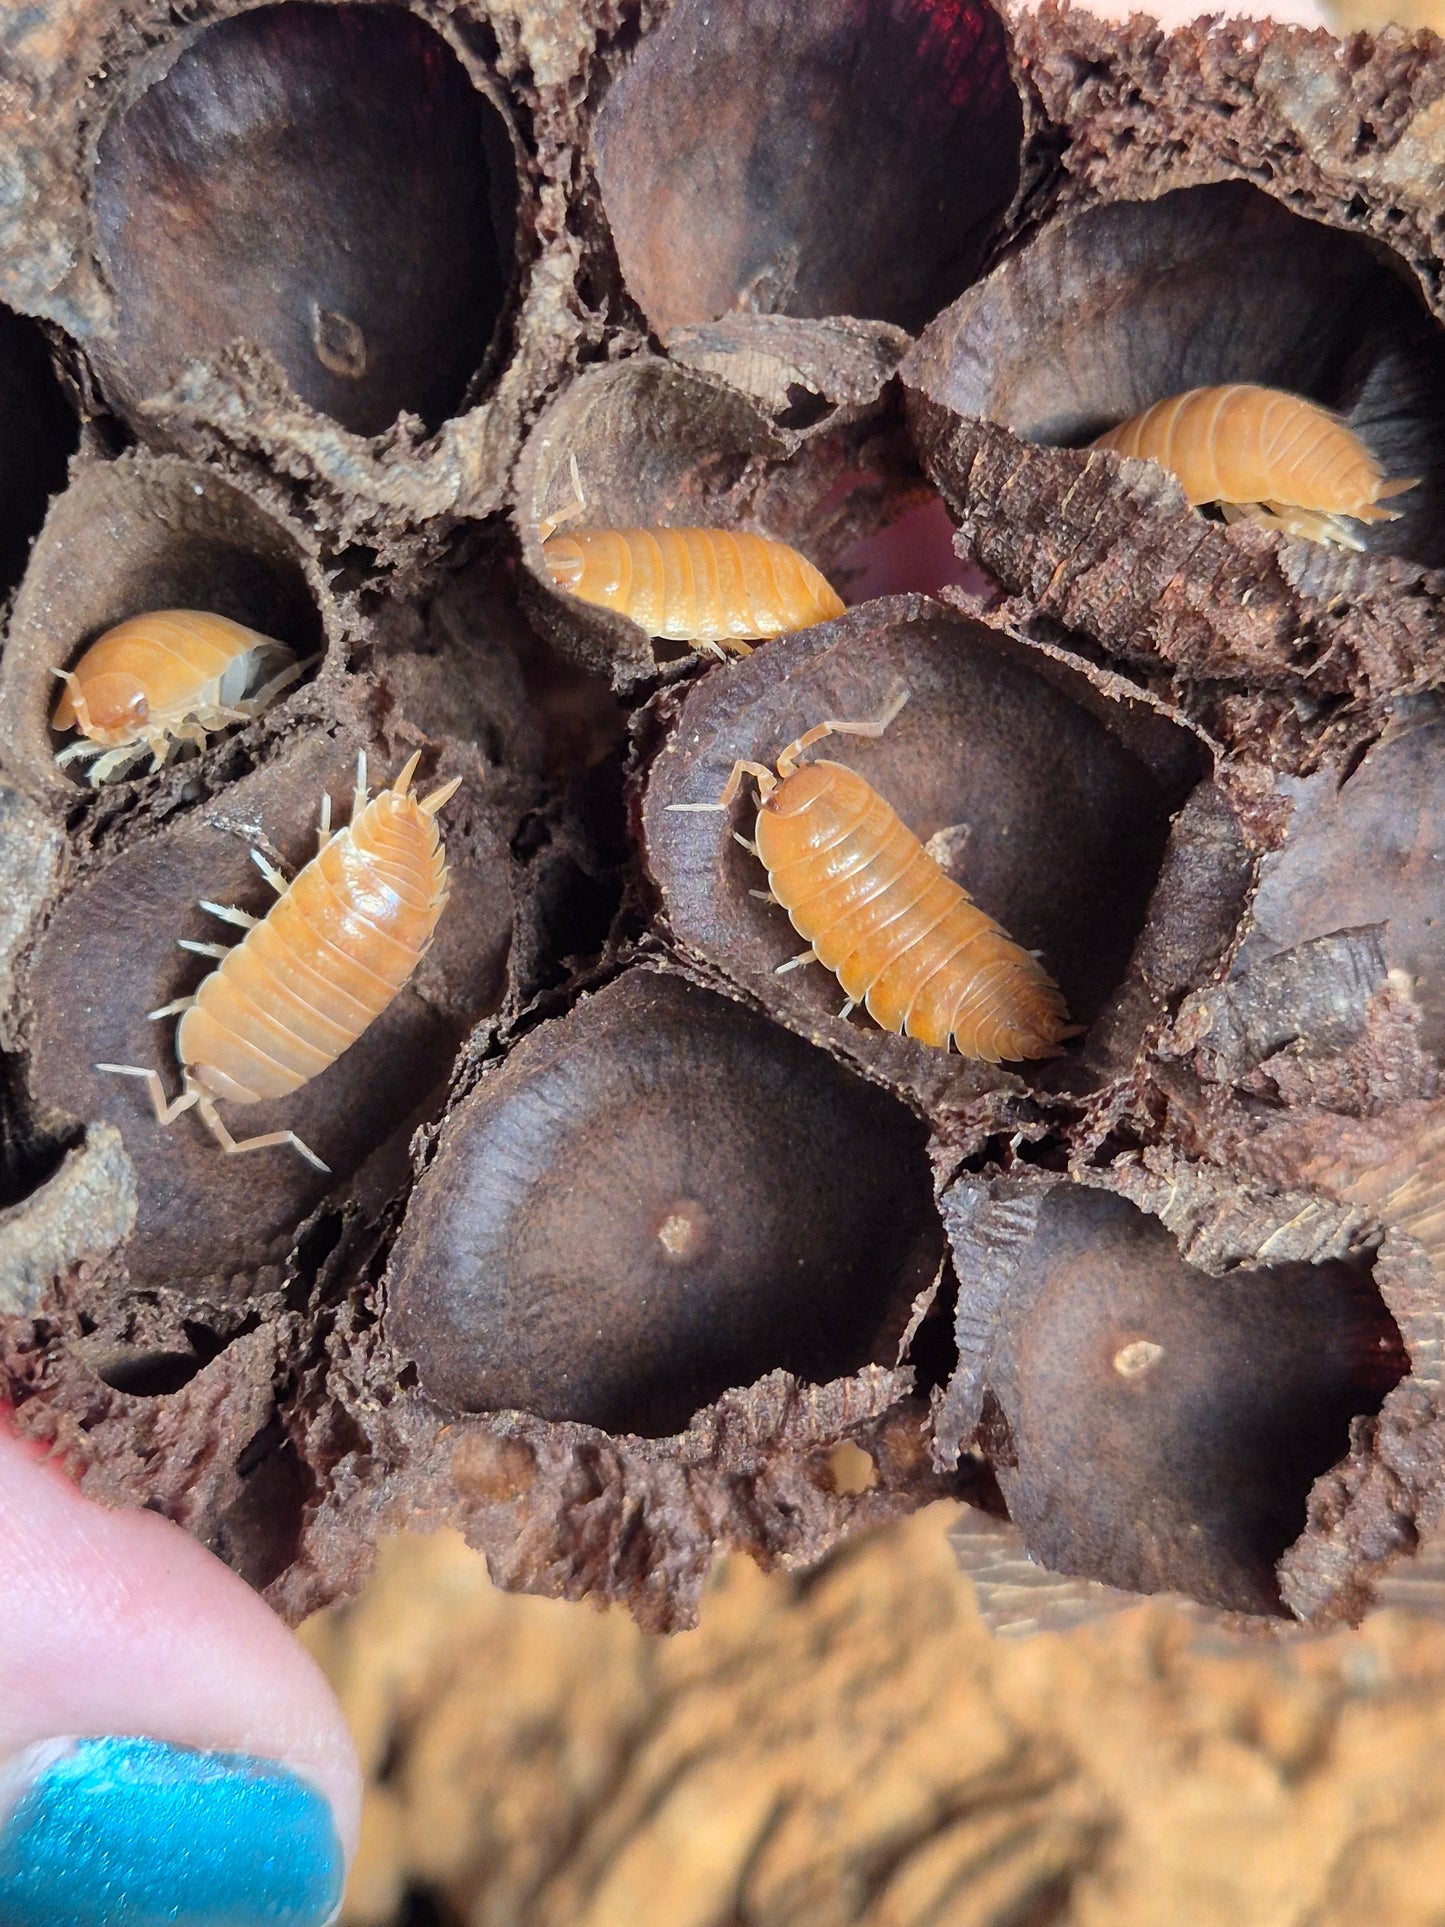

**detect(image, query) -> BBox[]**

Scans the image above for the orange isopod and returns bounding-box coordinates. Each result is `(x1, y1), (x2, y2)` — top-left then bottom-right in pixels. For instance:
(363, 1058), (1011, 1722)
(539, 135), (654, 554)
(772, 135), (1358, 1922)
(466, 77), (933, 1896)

(672, 693), (1078, 1063)
(1090, 384), (1417, 551)
(538, 460), (843, 657)
(53, 609), (303, 785)
(99, 751), (461, 1172)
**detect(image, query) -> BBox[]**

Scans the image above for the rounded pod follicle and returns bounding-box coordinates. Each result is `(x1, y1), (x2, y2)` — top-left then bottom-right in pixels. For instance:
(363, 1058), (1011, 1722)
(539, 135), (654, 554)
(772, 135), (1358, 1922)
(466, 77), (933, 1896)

(592, 0), (1022, 338)
(387, 969), (944, 1437)
(24, 722), (516, 1294)
(99, 751), (462, 1175)
(514, 356), (892, 689)
(902, 180), (1445, 684)
(87, 3), (520, 443)
(642, 597), (1200, 1112)
(0, 451), (334, 805)
(942, 1181), (1409, 1619)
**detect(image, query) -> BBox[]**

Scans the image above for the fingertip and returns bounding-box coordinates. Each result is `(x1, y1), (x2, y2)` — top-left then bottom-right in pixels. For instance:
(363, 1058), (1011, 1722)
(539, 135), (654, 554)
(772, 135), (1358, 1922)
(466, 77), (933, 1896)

(0, 1426), (361, 1863)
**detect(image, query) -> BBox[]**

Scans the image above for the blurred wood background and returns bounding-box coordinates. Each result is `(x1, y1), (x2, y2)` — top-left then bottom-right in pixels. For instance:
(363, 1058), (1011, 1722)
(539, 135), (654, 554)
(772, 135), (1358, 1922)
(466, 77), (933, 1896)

(305, 1504), (1445, 1927)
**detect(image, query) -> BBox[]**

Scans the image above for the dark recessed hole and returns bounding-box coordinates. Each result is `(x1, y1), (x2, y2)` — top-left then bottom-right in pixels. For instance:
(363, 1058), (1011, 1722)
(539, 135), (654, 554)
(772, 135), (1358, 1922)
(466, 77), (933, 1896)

(0, 1052), (81, 1212)
(209, 1417), (315, 1592)
(595, 0), (1022, 334)
(388, 970), (944, 1436)
(0, 455), (328, 800)
(956, 1183), (1407, 1615)
(92, 1315), (254, 1396)
(96, 1350), (205, 1397)
(0, 307), (78, 607)
(1242, 704), (1445, 1059)
(910, 182), (1445, 566)
(93, 4), (513, 437)
(641, 599), (1198, 1110)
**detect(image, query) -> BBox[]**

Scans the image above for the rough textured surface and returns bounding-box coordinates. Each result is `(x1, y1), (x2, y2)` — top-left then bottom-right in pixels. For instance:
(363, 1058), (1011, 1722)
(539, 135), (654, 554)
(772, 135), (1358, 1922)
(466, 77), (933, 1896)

(306, 1510), (1445, 1927)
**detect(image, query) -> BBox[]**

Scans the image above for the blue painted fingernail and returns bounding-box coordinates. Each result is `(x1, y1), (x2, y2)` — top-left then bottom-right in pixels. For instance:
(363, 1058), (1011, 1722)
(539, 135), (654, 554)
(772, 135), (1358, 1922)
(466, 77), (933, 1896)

(0, 1736), (344, 1927)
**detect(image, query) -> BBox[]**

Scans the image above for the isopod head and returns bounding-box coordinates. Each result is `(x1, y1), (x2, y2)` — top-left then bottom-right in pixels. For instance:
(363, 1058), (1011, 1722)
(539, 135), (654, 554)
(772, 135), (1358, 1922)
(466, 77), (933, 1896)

(52, 668), (149, 744)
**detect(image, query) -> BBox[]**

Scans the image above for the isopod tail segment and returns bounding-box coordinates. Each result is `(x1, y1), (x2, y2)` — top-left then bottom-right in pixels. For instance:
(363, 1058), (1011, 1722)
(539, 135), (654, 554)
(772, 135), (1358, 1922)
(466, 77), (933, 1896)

(97, 750), (463, 1174)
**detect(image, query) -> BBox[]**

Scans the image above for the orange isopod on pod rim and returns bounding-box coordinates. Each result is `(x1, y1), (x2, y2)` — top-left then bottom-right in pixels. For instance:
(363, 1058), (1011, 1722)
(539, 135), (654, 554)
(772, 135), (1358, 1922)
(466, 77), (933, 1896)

(671, 692), (1079, 1063)
(1090, 384), (1417, 551)
(52, 608), (304, 785)
(539, 460), (844, 656)
(99, 750), (461, 1173)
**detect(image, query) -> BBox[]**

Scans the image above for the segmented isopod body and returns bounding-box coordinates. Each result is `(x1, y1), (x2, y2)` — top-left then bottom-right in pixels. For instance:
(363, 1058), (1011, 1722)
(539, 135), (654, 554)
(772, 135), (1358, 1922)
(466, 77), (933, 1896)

(99, 752), (461, 1172)
(674, 695), (1077, 1063)
(53, 609), (302, 785)
(542, 526), (845, 655)
(1091, 385), (1417, 551)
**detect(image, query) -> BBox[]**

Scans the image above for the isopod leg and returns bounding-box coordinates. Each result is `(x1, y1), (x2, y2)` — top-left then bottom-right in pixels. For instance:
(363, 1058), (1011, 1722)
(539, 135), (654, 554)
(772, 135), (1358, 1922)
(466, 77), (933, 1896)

(775, 688), (910, 778)
(775, 947), (818, 975)
(53, 739), (105, 768)
(199, 899), (259, 931)
(52, 668), (95, 739)
(195, 1094), (331, 1176)
(87, 745), (147, 785)
(250, 848), (290, 894)
(665, 760), (776, 812)
(537, 451), (589, 543)
(94, 1063), (200, 1127)
(1225, 500), (1368, 553)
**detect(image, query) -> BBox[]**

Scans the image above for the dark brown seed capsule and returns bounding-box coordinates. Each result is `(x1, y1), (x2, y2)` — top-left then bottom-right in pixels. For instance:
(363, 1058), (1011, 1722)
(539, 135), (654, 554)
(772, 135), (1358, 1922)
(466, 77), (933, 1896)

(516, 355), (891, 688)
(594, 0), (1022, 335)
(0, 452), (332, 805)
(902, 179), (1445, 692)
(91, 3), (515, 437)
(642, 597), (1201, 1113)
(387, 970), (943, 1435)
(943, 1181), (1407, 1617)
(24, 724), (515, 1294)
